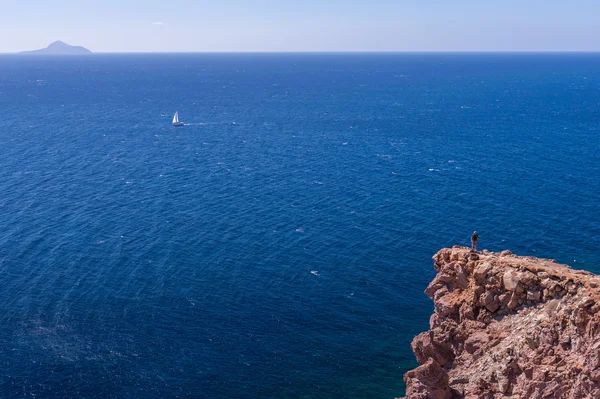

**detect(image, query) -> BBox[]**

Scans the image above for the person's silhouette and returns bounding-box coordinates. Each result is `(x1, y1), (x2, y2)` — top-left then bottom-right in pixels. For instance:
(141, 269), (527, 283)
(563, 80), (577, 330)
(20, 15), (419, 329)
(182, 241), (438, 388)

(471, 231), (479, 252)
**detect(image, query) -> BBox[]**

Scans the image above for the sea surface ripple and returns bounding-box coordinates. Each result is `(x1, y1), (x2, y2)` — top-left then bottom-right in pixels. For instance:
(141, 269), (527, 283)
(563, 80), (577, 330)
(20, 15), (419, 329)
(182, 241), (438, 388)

(0, 53), (599, 398)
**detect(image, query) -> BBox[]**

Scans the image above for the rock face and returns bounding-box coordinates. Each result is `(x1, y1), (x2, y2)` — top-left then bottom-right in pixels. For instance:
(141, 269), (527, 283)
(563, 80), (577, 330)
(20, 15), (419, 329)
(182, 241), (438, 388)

(402, 247), (600, 399)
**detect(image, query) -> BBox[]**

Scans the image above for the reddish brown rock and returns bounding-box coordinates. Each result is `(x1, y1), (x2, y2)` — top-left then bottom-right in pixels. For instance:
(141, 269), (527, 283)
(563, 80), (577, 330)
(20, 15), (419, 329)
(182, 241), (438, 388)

(402, 247), (600, 399)
(411, 331), (454, 366)
(464, 331), (489, 354)
(403, 359), (452, 399)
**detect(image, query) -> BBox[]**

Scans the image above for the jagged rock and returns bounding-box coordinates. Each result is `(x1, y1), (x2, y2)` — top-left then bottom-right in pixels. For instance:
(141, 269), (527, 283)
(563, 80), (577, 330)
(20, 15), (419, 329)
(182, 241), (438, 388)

(474, 262), (492, 284)
(403, 359), (452, 399)
(506, 291), (519, 310)
(435, 295), (457, 317)
(464, 332), (489, 354)
(402, 247), (600, 399)
(425, 281), (445, 298)
(411, 331), (454, 366)
(479, 292), (500, 312)
(503, 270), (522, 291)
(456, 264), (469, 289)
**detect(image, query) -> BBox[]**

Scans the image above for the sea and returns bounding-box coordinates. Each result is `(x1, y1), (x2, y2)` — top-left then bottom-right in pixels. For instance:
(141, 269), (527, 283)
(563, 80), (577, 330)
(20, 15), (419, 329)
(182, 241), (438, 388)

(0, 53), (599, 398)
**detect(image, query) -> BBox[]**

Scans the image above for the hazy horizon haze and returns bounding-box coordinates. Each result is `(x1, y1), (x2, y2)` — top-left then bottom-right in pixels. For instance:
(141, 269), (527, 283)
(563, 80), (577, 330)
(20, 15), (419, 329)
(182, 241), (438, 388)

(2, 1), (600, 53)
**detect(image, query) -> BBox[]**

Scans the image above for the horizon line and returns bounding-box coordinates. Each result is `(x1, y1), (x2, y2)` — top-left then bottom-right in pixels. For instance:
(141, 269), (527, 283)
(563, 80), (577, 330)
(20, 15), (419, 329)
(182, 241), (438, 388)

(3, 50), (600, 55)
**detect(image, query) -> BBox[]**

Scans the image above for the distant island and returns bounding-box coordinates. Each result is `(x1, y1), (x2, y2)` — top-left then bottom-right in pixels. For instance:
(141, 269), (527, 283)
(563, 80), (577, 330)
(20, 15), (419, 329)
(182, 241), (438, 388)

(19, 41), (92, 55)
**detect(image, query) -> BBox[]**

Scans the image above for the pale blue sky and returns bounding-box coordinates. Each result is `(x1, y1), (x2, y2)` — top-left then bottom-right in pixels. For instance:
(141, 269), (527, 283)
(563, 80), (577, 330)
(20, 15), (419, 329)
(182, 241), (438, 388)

(2, 0), (600, 52)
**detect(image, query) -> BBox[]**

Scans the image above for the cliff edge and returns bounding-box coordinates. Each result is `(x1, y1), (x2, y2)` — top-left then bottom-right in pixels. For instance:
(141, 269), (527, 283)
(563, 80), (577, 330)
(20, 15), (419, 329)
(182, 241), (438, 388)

(402, 247), (600, 399)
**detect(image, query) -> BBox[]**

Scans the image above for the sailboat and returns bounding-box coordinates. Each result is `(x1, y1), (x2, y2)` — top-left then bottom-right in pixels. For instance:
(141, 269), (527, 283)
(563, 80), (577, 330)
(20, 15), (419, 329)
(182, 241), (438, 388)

(172, 111), (184, 127)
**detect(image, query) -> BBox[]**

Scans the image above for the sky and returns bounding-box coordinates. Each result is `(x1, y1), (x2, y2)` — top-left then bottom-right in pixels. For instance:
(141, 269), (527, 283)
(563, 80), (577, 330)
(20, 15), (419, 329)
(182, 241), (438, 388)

(1, 0), (600, 52)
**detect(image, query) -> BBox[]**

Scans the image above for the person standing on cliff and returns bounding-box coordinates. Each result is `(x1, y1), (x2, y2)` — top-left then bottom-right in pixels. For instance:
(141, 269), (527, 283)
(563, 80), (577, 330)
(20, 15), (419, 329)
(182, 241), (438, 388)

(471, 231), (479, 252)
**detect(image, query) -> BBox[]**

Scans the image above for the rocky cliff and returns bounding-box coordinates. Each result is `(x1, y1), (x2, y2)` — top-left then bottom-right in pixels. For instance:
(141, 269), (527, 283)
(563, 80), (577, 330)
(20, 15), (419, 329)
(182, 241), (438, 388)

(402, 247), (600, 399)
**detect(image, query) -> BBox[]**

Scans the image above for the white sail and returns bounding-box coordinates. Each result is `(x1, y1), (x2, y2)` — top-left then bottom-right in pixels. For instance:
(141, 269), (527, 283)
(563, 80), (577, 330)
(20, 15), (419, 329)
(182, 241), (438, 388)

(172, 112), (179, 124)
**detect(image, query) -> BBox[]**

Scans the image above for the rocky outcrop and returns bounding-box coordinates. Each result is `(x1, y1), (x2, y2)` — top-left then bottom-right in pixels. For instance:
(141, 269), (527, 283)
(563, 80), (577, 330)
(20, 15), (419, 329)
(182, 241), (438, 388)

(402, 247), (600, 399)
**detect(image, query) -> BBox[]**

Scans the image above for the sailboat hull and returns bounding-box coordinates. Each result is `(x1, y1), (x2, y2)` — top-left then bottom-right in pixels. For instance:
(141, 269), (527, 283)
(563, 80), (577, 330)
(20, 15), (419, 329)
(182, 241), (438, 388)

(172, 122), (184, 127)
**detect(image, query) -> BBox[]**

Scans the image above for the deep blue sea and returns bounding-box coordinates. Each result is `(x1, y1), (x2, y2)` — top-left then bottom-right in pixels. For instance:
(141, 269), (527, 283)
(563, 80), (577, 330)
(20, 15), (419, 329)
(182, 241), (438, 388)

(0, 53), (599, 398)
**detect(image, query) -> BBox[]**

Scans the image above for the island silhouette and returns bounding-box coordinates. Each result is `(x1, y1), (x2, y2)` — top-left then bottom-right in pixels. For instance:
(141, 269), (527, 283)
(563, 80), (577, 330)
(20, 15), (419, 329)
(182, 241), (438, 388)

(20, 41), (92, 55)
